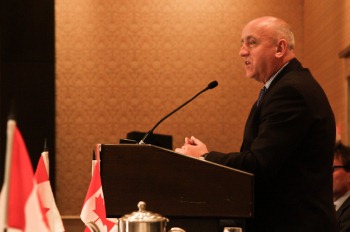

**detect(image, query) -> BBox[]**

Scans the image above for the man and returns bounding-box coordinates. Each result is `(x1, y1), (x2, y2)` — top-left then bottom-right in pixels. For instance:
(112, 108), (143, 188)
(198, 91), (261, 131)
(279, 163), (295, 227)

(333, 142), (350, 231)
(175, 16), (338, 232)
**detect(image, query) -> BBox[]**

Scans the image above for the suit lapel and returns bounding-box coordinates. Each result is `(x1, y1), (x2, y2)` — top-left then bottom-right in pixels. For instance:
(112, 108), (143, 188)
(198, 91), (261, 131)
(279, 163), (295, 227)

(336, 196), (350, 219)
(240, 58), (302, 152)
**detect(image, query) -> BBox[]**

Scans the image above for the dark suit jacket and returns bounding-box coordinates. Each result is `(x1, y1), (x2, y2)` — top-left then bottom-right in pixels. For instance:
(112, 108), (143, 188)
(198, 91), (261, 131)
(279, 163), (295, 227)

(336, 196), (350, 232)
(205, 58), (338, 232)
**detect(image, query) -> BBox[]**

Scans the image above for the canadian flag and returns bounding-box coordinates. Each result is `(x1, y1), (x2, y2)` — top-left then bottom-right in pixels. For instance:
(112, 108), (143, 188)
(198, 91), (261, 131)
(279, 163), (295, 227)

(80, 146), (118, 232)
(0, 119), (50, 232)
(34, 148), (65, 232)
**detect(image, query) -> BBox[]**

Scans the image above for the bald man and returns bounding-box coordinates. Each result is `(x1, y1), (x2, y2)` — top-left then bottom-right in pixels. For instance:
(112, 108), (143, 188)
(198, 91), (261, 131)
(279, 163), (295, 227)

(176, 16), (338, 232)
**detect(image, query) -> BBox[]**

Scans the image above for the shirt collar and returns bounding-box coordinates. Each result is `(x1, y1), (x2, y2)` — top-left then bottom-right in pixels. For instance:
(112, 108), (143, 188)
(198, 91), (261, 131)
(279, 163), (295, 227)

(264, 62), (289, 89)
(334, 191), (350, 211)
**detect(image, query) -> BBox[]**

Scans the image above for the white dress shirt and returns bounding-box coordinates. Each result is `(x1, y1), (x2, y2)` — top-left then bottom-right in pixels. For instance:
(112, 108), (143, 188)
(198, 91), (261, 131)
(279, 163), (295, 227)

(334, 191), (350, 211)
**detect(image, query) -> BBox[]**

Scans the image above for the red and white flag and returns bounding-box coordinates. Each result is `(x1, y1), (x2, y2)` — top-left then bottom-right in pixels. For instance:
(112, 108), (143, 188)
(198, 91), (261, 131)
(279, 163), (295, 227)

(35, 149), (65, 232)
(0, 119), (50, 232)
(80, 145), (117, 232)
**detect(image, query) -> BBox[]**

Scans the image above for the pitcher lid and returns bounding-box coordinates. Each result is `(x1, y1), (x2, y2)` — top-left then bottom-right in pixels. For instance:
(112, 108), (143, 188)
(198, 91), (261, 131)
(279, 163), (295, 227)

(119, 201), (168, 222)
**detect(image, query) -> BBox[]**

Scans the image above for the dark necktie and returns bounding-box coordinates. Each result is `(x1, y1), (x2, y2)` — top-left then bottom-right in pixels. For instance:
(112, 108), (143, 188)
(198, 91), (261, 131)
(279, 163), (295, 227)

(257, 86), (267, 106)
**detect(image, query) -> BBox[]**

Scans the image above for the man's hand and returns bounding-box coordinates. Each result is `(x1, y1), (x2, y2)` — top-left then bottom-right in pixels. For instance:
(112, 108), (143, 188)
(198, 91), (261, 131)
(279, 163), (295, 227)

(175, 136), (209, 158)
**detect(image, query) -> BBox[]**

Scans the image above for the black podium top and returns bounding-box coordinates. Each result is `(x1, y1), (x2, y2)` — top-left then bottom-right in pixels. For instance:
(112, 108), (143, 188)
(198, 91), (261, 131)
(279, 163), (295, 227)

(99, 144), (254, 219)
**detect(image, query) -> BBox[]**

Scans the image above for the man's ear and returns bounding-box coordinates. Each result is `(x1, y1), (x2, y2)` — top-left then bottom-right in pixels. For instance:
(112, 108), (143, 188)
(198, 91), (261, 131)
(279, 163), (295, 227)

(275, 39), (288, 58)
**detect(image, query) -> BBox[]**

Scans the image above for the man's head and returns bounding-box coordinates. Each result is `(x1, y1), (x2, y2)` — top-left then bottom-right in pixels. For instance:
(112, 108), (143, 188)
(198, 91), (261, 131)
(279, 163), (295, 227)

(239, 16), (295, 84)
(333, 142), (350, 200)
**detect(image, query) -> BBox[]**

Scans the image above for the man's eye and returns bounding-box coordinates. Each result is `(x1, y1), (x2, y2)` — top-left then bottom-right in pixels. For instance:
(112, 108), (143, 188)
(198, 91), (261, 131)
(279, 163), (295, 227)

(248, 40), (257, 46)
(240, 39), (258, 47)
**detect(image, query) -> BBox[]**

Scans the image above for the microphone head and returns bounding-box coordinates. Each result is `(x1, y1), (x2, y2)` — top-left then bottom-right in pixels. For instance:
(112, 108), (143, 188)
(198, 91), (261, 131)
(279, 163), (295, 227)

(208, 80), (218, 89)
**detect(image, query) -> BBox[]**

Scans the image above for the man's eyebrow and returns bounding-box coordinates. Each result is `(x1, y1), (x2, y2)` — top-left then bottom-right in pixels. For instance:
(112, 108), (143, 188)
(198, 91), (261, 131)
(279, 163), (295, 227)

(246, 35), (256, 40)
(241, 35), (256, 42)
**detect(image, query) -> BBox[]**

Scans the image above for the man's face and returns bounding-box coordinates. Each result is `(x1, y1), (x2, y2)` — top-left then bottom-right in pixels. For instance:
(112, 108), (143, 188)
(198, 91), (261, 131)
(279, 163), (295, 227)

(333, 157), (350, 200)
(239, 21), (278, 84)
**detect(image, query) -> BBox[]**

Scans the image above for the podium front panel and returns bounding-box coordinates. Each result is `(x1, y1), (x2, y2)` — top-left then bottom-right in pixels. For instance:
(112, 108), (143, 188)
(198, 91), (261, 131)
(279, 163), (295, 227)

(99, 144), (253, 219)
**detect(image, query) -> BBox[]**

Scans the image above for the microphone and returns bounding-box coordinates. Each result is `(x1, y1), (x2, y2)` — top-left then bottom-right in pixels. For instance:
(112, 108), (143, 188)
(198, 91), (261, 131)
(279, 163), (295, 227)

(139, 80), (218, 145)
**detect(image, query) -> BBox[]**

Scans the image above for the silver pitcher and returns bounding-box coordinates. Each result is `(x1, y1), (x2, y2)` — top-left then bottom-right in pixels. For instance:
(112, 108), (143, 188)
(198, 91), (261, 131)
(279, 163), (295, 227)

(118, 201), (169, 232)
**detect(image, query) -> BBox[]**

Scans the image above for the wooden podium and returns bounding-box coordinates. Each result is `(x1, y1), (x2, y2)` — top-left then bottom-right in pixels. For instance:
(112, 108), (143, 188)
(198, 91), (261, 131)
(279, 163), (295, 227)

(99, 144), (254, 232)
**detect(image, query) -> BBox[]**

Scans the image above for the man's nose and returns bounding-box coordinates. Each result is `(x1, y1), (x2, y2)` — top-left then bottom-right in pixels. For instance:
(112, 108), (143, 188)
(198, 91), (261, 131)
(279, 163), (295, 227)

(239, 45), (249, 57)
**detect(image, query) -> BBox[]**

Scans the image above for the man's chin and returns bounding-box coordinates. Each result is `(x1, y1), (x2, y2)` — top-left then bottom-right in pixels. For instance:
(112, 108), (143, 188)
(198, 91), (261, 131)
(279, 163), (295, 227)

(244, 73), (254, 79)
(246, 74), (258, 81)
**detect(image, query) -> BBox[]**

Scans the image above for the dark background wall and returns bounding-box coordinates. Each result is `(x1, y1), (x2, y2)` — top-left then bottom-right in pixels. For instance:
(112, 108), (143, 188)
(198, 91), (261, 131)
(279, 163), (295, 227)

(0, 0), (55, 189)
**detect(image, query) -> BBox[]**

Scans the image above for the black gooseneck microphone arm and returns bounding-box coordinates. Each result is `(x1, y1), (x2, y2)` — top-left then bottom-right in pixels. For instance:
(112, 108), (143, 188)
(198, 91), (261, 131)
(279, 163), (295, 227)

(139, 80), (218, 145)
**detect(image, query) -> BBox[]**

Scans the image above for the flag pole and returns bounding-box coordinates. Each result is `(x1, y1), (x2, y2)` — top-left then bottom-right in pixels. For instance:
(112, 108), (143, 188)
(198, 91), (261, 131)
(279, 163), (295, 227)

(0, 119), (16, 231)
(42, 138), (50, 176)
